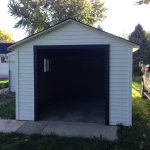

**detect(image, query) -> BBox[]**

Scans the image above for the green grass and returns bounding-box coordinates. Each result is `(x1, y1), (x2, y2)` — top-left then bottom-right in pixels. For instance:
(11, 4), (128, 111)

(0, 101), (15, 119)
(0, 133), (117, 150)
(116, 76), (150, 149)
(0, 77), (150, 150)
(0, 80), (9, 89)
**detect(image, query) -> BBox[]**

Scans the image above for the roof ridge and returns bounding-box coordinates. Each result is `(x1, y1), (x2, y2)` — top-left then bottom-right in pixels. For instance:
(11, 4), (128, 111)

(8, 18), (140, 50)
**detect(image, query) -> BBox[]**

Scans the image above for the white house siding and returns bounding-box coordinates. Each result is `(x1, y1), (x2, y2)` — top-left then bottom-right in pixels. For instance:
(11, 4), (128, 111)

(9, 54), (15, 92)
(0, 57), (8, 75)
(16, 22), (132, 126)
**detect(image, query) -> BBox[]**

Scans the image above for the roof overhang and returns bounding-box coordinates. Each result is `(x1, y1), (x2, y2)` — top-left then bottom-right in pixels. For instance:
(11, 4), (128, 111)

(133, 47), (140, 52)
(6, 51), (15, 57)
(7, 19), (140, 51)
(8, 20), (72, 51)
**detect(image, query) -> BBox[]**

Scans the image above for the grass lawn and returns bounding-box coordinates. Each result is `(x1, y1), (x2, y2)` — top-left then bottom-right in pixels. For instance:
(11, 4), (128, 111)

(0, 92), (15, 119)
(0, 101), (15, 119)
(0, 77), (150, 150)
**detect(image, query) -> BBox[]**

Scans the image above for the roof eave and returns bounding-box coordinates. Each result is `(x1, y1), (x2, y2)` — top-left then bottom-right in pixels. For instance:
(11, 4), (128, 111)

(7, 19), (72, 51)
(70, 19), (140, 49)
(7, 18), (140, 50)
(6, 51), (15, 56)
(133, 46), (140, 52)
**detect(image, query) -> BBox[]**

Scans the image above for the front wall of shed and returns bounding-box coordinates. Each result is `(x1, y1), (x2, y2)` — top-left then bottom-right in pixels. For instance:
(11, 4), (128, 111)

(16, 22), (132, 126)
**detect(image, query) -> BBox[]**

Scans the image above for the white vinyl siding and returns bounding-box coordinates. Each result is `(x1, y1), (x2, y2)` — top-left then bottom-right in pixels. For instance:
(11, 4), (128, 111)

(18, 49), (34, 120)
(9, 61), (15, 92)
(16, 22), (132, 126)
(8, 53), (15, 92)
(0, 56), (8, 75)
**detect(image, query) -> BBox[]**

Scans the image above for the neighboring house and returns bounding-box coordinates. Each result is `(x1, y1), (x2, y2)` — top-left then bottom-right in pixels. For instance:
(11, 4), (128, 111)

(0, 43), (12, 77)
(7, 19), (139, 126)
(6, 52), (15, 92)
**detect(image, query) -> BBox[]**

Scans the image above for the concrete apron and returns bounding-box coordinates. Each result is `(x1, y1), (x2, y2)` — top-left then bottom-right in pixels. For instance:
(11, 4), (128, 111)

(0, 120), (27, 132)
(0, 120), (117, 141)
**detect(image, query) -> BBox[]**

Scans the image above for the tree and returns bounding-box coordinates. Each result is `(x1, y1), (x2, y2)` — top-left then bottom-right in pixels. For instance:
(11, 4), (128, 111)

(129, 24), (150, 75)
(8, 0), (107, 35)
(146, 31), (150, 41)
(135, 0), (150, 5)
(0, 30), (15, 43)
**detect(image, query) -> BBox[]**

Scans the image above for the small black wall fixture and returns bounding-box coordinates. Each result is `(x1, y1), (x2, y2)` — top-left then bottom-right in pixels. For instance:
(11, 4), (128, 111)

(34, 45), (109, 125)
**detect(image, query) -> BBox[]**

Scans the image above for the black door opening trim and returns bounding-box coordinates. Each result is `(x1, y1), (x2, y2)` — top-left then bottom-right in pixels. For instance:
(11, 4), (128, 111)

(34, 45), (110, 125)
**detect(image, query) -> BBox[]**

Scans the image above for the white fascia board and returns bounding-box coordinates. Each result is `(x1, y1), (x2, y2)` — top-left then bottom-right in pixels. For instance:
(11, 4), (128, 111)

(7, 19), (140, 51)
(71, 20), (140, 49)
(133, 47), (140, 52)
(6, 51), (15, 57)
(7, 20), (72, 51)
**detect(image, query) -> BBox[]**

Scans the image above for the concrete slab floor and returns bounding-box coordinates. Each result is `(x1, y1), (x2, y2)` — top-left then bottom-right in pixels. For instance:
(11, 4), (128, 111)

(0, 120), (27, 133)
(40, 96), (105, 125)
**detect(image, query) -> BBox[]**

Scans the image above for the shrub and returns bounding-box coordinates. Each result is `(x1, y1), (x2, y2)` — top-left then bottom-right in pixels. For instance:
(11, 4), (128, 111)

(0, 80), (9, 89)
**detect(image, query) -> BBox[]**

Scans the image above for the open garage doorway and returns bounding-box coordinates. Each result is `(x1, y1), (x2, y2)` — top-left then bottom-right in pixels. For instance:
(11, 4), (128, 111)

(34, 45), (109, 125)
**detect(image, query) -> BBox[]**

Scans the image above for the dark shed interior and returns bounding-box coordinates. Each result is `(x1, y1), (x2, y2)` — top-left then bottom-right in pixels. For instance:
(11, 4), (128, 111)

(35, 46), (109, 124)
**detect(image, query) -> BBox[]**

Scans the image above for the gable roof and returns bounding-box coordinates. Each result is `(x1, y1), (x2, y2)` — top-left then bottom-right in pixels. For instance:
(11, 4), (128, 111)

(7, 18), (140, 51)
(0, 43), (12, 54)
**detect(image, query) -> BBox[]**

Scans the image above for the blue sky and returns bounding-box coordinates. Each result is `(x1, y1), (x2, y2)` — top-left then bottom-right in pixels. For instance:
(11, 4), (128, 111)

(0, 0), (150, 41)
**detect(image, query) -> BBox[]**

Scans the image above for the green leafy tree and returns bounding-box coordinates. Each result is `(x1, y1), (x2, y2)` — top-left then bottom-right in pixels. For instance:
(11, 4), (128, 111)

(129, 24), (150, 75)
(0, 30), (15, 43)
(146, 31), (150, 41)
(8, 0), (107, 35)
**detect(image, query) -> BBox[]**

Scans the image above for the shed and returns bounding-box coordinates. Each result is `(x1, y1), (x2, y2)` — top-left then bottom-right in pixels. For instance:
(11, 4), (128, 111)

(8, 19), (139, 126)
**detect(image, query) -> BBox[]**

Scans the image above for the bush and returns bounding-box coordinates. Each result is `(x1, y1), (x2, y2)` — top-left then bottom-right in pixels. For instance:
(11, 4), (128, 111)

(0, 80), (9, 89)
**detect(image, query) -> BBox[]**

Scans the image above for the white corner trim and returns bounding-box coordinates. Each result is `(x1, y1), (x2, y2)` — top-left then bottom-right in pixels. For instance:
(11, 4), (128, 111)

(129, 48), (133, 126)
(15, 49), (19, 120)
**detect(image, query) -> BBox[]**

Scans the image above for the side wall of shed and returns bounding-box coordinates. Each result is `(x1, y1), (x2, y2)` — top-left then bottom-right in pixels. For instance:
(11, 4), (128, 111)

(16, 22), (132, 126)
